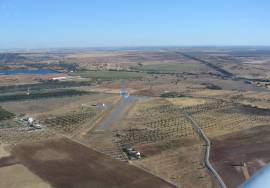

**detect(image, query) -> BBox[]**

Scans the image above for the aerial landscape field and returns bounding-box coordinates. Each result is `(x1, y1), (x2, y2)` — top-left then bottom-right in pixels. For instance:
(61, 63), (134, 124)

(0, 47), (270, 188)
(1, 0), (270, 187)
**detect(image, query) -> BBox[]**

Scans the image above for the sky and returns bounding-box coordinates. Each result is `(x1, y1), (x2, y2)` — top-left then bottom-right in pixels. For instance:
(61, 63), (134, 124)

(0, 0), (270, 49)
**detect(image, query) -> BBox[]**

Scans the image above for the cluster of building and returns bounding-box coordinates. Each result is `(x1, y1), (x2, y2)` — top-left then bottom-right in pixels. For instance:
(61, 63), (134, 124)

(18, 116), (42, 129)
(123, 147), (141, 160)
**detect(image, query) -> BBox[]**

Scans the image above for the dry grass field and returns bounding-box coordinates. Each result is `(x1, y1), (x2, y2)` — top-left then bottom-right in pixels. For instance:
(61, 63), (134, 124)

(0, 164), (52, 188)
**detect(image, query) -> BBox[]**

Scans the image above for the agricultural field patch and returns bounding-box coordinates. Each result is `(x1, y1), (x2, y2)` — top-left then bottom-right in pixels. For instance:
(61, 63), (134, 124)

(167, 97), (206, 107)
(211, 125), (270, 187)
(10, 138), (175, 188)
(44, 107), (102, 135)
(71, 70), (148, 80)
(137, 62), (210, 73)
(0, 164), (52, 188)
(193, 103), (270, 138)
(111, 98), (214, 187)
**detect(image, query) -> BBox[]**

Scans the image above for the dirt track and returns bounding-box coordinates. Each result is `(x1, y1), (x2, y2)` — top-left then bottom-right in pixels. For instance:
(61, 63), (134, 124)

(211, 125), (270, 188)
(11, 138), (175, 188)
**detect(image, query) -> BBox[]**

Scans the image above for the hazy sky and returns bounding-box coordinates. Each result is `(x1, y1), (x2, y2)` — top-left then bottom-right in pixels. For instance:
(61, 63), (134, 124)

(0, 0), (269, 49)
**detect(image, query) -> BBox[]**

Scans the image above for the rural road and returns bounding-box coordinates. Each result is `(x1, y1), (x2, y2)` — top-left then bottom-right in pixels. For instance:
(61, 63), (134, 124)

(186, 114), (227, 188)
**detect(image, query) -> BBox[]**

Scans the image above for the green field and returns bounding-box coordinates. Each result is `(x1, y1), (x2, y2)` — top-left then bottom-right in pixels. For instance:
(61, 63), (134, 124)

(71, 70), (147, 80)
(138, 63), (207, 73)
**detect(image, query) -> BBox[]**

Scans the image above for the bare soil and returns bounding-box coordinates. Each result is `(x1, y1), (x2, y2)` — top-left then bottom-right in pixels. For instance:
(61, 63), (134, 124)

(211, 125), (270, 188)
(11, 138), (175, 188)
(0, 164), (52, 188)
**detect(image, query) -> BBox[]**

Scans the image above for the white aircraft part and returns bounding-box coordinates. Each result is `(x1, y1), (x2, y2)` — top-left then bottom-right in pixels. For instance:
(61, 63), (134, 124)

(240, 163), (270, 188)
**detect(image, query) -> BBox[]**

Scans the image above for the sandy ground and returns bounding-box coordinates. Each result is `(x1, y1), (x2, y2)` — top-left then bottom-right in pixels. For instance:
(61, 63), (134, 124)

(0, 164), (52, 188)
(0, 144), (10, 158)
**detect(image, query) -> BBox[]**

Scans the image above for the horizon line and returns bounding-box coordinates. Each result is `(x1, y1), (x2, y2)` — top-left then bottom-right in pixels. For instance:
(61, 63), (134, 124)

(1, 45), (270, 52)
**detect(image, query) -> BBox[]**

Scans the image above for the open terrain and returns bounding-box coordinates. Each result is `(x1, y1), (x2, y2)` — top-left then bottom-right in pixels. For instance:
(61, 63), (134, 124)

(0, 47), (270, 188)
(211, 125), (270, 188)
(7, 138), (175, 188)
